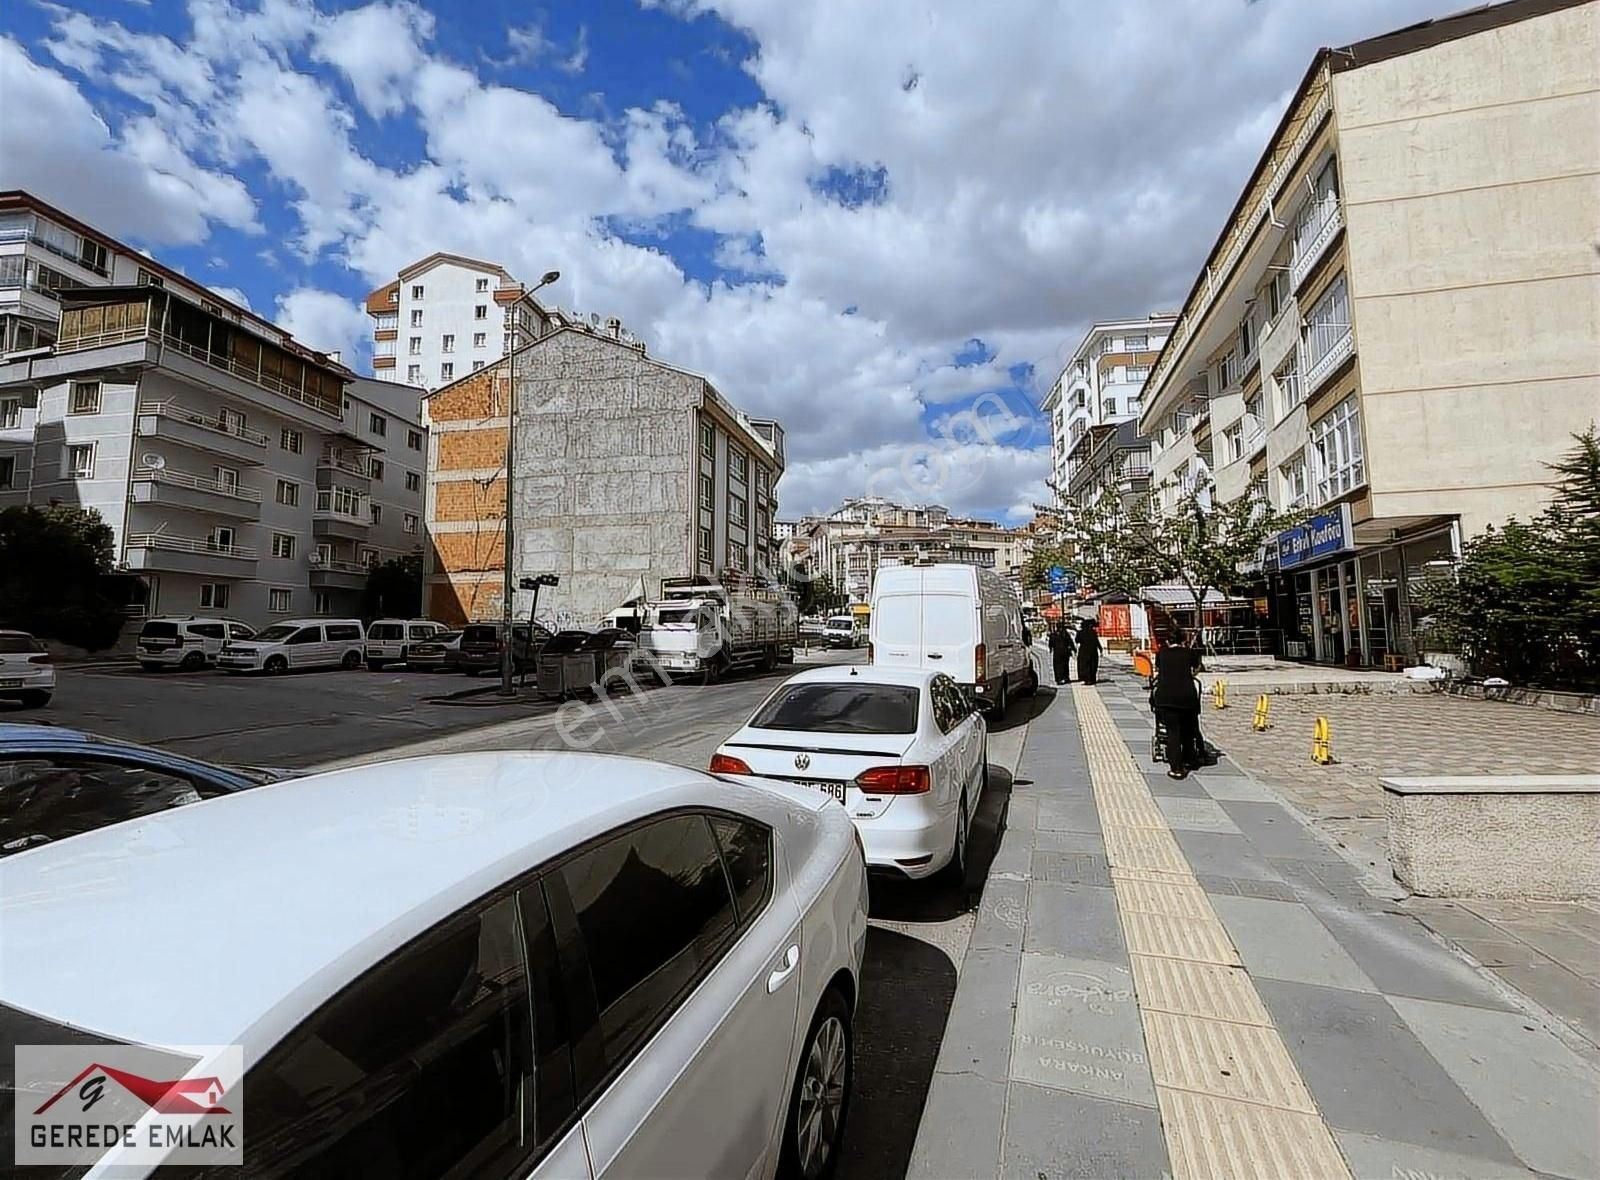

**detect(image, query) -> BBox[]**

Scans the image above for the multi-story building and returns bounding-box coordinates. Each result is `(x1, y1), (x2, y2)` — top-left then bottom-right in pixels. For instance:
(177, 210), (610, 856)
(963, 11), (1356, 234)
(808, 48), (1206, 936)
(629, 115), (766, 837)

(366, 254), (558, 391)
(1138, 0), (1599, 665)
(423, 321), (784, 626)
(0, 286), (426, 624)
(1041, 314), (1174, 509)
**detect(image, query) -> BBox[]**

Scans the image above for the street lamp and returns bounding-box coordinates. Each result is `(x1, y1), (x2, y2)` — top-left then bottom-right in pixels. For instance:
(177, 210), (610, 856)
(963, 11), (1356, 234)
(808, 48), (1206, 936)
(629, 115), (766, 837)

(500, 268), (561, 696)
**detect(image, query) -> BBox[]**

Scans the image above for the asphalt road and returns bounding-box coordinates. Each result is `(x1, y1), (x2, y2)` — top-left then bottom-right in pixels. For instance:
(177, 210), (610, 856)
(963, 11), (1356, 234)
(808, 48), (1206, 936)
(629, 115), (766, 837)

(11, 645), (1049, 1179)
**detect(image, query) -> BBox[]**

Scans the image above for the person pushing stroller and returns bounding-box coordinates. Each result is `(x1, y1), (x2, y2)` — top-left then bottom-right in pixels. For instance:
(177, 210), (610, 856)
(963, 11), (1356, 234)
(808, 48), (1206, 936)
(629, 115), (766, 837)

(1151, 627), (1207, 779)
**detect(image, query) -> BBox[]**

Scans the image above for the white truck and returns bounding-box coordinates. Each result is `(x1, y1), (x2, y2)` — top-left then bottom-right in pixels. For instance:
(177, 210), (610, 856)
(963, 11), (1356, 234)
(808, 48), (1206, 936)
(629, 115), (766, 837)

(638, 574), (799, 683)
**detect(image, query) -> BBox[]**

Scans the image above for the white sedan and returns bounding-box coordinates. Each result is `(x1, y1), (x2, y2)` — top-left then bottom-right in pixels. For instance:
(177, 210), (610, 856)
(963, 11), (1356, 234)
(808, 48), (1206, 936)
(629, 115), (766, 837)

(0, 630), (54, 709)
(0, 751), (869, 1179)
(712, 665), (988, 882)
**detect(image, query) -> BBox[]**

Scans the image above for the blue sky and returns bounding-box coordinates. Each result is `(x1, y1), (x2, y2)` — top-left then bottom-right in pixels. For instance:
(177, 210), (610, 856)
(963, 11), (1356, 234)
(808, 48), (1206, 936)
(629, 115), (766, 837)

(0, 0), (1456, 520)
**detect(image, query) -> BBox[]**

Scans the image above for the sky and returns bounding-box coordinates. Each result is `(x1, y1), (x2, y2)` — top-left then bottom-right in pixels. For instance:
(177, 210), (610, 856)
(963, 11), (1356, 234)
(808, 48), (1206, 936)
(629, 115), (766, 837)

(0, 0), (1460, 523)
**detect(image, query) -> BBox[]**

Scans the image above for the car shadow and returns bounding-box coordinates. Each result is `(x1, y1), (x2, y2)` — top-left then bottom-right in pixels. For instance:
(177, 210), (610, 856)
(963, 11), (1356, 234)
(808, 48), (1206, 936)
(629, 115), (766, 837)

(836, 925), (959, 1180)
(986, 680), (1056, 733)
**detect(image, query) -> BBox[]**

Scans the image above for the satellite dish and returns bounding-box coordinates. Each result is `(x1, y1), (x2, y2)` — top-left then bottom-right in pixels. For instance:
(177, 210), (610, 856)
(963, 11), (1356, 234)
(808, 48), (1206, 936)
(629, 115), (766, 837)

(308, 552), (324, 565)
(588, 312), (601, 327)
(140, 453), (166, 471)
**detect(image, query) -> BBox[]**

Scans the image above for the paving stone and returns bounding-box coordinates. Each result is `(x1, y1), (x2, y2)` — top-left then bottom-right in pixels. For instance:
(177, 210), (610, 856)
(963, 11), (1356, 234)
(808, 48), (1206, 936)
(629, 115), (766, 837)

(1004, 791), (1039, 833)
(1030, 850), (1112, 887)
(906, 1071), (1007, 1180)
(1155, 796), (1243, 834)
(1196, 774), (1279, 802)
(1210, 894), (1377, 993)
(1000, 1084), (1170, 1180)
(1037, 796), (1103, 834)
(1169, 830), (1285, 883)
(1390, 995), (1600, 1180)
(1490, 960), (1600, 1048)
(1033, 827), (1107, 854)
(1256, 979), (1524, 1166)
(1217, 800), (1342, 862)
(1334, 1130), (1544, 1180)
(1146, 773), (1211, 798)
(1011, 952), (1157, 1107)
(971, 877), (1028, 953)
(1194, 873), (1303, 900)
(1024, 881), (1126, 959)
(987, 824), (1034, 881)
(933, 948), (1020, 1084)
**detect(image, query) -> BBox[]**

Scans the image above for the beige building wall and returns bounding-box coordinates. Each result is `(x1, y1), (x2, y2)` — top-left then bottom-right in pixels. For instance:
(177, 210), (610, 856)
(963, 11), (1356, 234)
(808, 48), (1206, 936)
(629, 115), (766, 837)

(1334, 0), (1600, 535)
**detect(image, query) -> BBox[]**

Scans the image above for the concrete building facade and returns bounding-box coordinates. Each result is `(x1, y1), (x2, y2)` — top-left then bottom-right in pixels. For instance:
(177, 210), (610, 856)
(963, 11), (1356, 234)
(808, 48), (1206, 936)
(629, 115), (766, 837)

(423, 325), (784, 627)
(1138, 0), (1600, 665)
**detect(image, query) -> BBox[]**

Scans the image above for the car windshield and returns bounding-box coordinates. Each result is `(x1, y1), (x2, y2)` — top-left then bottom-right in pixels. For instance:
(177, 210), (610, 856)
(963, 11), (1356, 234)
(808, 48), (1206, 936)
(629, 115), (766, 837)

(252, 625), (297, 642)
(138, 622), (179, 639)
(653, 608), (703, 626)
(0, 758), (235, 858)
(0, 635), (42, 654)
(826, 617), (853, 629)
(750, 683), (920, 734)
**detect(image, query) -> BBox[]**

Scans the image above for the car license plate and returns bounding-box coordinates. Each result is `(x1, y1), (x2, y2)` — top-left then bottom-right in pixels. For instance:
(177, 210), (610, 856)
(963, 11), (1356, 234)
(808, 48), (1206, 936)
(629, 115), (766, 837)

(778, 777), (845, 804)
(142, 640), (174, 649)
(0, 679), (22, 689)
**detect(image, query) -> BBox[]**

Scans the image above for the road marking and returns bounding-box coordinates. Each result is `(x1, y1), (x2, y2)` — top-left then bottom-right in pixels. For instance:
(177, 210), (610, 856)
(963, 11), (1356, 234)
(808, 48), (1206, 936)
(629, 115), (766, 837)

(1073, 684), (1351, 1180)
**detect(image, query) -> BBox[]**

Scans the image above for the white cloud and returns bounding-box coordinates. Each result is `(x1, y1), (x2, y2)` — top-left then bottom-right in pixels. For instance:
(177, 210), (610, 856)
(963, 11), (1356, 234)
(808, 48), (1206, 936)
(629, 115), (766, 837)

(311, 1), (434, 118)
(274, 287), (372, 363)
(209, 285), (252, 310)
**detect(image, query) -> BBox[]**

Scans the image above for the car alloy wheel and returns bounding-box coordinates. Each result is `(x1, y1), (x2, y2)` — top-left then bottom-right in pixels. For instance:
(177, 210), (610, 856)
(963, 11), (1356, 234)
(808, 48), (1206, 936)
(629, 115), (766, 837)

(180, 650), (206, 671)
(343, 651), (363, 671)
(784, 991), (851, 1180)
(264, 655), (288, 675)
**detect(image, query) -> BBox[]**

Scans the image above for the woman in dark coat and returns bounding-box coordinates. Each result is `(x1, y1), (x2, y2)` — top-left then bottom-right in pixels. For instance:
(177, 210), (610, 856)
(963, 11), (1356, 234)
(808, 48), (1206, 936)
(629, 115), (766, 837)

(1153, 627), (1205, 778)
(1048, 622), (1075, 684)
(1075, 618), (1101, 684)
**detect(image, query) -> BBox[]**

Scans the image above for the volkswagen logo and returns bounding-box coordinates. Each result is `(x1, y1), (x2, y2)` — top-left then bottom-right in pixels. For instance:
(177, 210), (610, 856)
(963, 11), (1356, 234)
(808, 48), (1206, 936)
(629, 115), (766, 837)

(794, 753), (811, 771)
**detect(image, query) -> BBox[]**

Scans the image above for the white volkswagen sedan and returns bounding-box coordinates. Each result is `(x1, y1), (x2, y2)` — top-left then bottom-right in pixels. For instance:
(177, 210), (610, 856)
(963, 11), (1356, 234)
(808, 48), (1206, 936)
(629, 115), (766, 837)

(0, 752), (868, 1179)
(711, 666), (988, 882)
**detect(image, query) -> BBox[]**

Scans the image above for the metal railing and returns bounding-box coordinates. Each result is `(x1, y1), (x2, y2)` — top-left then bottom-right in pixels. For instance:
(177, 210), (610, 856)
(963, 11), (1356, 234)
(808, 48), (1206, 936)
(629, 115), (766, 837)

(138, 400), (270, 446)
(1290, 198), (1343, 288)
(133, 466), (262, 501)
(312, 558), (368, 574)
(126, 533), (259, 559)
(1302, 323), (1354, 394)
(318, 451), (368, 477)
(314, 491), (367, 521)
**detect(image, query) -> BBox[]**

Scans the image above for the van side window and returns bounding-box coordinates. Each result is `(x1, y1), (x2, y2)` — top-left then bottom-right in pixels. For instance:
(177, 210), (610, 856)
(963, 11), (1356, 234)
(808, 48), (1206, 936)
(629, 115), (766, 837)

(409, 625), (435, 640)
(326, 624), (361, 641)
(285, 627), (321, 645)
(189, 624), (225, 640)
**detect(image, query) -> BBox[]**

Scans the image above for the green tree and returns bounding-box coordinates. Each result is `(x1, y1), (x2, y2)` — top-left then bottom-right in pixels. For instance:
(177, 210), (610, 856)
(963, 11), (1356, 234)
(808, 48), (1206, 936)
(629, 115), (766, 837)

(361, 554), (423, 619)
(0, 505), (125, 650)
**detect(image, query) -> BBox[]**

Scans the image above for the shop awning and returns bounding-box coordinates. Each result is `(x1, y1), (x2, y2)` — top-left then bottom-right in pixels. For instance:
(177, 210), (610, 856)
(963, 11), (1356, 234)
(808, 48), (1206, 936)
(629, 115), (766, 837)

(1140, 585), (1247, 607)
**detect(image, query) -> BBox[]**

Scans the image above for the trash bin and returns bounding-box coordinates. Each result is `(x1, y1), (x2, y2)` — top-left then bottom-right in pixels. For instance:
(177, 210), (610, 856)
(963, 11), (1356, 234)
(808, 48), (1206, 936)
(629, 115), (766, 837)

(583, 628), (639, 692)
(537, 630), (591, 699)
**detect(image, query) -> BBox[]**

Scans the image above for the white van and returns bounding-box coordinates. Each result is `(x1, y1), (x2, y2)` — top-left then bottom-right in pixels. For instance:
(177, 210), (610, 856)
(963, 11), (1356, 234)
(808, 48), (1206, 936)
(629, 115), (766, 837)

(137, 616), (256, 670)
(824, 614), (867, 648)
(869, 563), (1035, 717)
(364, 619), (447, 670)
(218, 619), (366, 674)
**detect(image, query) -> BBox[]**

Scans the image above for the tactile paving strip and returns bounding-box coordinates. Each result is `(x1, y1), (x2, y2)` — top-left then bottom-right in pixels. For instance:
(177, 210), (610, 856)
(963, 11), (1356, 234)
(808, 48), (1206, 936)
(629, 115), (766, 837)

(1121, 911), (1242, 966)
(1157, 1089), (1351, 1180)
(1130, 956), (1271, 1026)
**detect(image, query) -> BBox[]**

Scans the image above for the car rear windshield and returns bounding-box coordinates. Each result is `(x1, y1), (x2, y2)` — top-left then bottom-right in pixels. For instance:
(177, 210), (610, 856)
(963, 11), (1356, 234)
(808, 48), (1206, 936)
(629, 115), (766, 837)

(461, 625), (499, 645)
(368, 623), (403, 639)
(750, 683), (920, 733)
(0, 635), (42, 654)
(139, 621), (180, 639)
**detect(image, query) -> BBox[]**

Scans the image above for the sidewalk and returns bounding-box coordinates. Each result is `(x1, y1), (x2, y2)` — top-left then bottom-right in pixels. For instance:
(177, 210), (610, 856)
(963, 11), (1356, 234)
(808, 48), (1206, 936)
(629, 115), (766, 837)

(907, 675), (1600, 1180)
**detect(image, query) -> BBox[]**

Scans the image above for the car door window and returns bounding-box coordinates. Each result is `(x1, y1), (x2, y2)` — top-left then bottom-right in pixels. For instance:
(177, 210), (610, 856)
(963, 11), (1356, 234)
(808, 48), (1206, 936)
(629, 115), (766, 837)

(708, 814), (773, 928)
(285, 627), (320, 645)
(928, 680), (954, 734)
(557, 815), (737, 1086)
(0, 758), (219, 857)
(234, 895), (535, 1178)
(228, 624), (253, 640)
(190, 624), (225, 641)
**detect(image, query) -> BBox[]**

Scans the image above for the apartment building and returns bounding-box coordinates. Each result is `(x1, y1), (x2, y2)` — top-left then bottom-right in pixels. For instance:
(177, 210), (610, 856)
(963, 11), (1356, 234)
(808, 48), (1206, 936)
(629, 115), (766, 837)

(1138, 0), (1599, 665)
(423, 322), (784, 626)
(1041, 314), (1174, 509)
(367, 253), (557, 391)
(0, 284), (426, 624)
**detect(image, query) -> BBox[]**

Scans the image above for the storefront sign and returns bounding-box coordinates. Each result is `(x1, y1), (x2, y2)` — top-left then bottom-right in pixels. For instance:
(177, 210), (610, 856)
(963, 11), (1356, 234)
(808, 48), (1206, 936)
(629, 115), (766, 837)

(1276, 504), (1353, 571)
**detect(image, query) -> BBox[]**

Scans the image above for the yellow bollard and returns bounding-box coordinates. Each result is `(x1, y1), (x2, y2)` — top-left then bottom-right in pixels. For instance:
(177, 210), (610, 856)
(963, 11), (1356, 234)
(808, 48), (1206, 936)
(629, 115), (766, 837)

(1312, 716), (1334, 764)
(1212, 679), (1228, 710)
(1252, 694), (1271, 731)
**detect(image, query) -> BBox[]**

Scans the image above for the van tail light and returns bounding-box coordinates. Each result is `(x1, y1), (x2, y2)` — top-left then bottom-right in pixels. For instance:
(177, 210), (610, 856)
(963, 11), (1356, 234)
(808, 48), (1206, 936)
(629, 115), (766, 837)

(975, 642), (987, 683)
(28, 653), (53, 665)
(854, 765), (931, 795)
(709, 753), (753, 775)
(866, 642), (873, 663)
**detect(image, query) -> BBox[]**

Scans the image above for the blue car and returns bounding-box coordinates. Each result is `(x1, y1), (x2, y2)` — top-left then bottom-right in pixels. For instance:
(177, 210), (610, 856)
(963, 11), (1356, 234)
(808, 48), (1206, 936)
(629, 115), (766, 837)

(0, 724), (287, 859)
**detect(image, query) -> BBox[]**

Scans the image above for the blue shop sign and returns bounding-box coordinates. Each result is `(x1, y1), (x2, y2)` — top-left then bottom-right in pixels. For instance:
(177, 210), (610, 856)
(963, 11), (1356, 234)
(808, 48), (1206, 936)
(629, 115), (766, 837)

(1276, 504), (1353, 571)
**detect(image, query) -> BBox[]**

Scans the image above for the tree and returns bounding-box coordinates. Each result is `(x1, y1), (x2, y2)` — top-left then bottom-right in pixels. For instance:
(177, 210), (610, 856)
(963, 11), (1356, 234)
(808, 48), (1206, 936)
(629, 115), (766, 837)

(0, 505), (125, 650)
(362, 554), (423, 619)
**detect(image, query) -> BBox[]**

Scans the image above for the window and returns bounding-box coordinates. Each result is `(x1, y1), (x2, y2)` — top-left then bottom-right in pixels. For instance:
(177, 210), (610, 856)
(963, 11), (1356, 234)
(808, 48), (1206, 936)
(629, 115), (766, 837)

(325, 623), (363, 641)
(1223, 422), (1244, 463)
(440, 363), (454, 381)
(408, 336), (421, 355)
(268, 588), (292, 613)
(410, 309), (423, 327)
(0, 398), (19, 429)
(708, 815), (773, 927)
(0, 455), (12, 490)
(474, 304), (488, 320)
(729, 447), (748, 482)
(1215, 352), (1235, 392)
(198, 583), (229, 610)
(403, 512), (418, 534)
(271, 533), (295, 559)
(756, 468), (769, 497)
(699, 421), (715, 459)
(369, 457), (385, 480)
(1311, 394), (1365, 502)
(407, 364), (422, 383)
(698, 526), (713, 566)
(473, 332), (487, 348)
(475, 277), (489, 292)
(752, 683), (919, 733)
(441, 334), (454, 353)
(1269, 267), (1290, 321)
(1239, 318), (1253, 358)
(411, 284), (425, 300)
(1102, 398), (1117, 420)
(405, 471), (421, 492)
(368, 412), (387, 436)
(1124, 333), (1148, 351)
(729, 495), (747, 528)
(1274, 358), (1302, 419)
(699, 473), (714, 511)
(370, 503), (383, 525)
(78, 238), (108, 274)
(726, 540), (746, 571)
(559, 815), (736, 1076)
(1302, 275), (1350, 372)
(472, 361), (484, 372)
(1125, 365), (1149, 383)
(0, 758), (222, 855)
(280, 428), (302, 453)
(67, 381), (102, 415)
(65, 444), (94, 479)
(208, 526), (235, 552)
(276, 479), (299, 507)
(313, 591), (331, 615)
(407, 429), (423, 451)
(359, 548), (380, 568)
(212, 466), (240, 493)
(1280, 453), (1309, 510)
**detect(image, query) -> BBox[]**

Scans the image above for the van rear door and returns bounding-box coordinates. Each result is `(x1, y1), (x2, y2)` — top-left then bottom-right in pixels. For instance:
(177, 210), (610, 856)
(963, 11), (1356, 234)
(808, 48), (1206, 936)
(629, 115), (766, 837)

(920, 592), (978, 683)
(871, 573), (923, 667)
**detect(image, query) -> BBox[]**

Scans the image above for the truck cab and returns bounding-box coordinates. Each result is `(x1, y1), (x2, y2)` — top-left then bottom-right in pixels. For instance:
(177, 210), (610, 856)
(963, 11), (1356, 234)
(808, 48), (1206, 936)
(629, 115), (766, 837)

(637, 574), (798, 683)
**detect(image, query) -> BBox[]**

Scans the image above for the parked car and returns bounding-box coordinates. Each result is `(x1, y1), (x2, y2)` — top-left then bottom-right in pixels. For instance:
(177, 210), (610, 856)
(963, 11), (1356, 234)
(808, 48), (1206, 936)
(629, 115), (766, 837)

(0, 632), (53, 709)
(0, 723), (284, 858)
(712, 664), (987, 882)
(364, 618), (449, 670)
(869, 562), (1036, 718)
(0, 751), (868, 1177)
(136, 616), (255, 671)
(456, 620), (554, 676)
(217, 619), (366, 674)
(406, 629), (462, 672)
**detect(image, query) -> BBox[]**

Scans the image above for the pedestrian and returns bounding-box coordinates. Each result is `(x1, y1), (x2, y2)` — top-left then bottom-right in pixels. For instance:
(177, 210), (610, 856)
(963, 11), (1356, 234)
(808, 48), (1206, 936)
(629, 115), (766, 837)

(1048, 621), (1075, 685)
(1075, 617), (1101, 684)
(1152, 626), (1205, 778)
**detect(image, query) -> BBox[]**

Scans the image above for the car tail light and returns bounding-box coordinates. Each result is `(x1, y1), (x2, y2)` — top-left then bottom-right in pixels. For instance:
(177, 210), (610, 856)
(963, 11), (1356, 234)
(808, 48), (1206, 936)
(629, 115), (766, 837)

(975, 642), (986, 683)
(709, 752), (753, 775)
(28, 653), (52, 665)
(854, 765), (931, 794)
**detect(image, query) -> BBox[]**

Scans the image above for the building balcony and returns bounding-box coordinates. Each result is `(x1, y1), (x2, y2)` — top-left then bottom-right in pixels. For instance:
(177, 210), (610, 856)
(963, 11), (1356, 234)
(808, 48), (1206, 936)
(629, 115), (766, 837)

(135, 400), (270, 466)
(124, 533), (258, 578)
(1290, 199), (1343, 289)
(1302, 324), (1354, 397)
(130, 467), (263, 520)
(313, 499), (370, 540)
(317, 449), (372, 485)
(309, 558), (369, 590)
